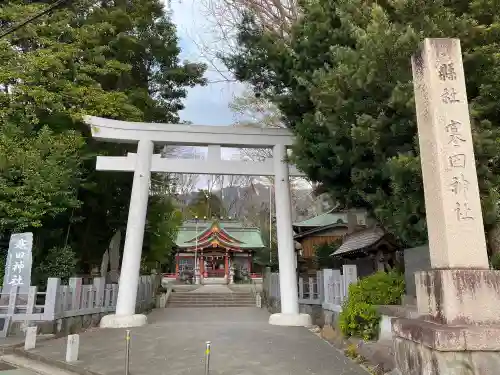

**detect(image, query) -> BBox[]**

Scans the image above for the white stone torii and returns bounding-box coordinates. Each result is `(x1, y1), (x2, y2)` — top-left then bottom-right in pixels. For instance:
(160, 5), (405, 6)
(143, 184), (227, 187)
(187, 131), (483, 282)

(85, 116), (311, 328)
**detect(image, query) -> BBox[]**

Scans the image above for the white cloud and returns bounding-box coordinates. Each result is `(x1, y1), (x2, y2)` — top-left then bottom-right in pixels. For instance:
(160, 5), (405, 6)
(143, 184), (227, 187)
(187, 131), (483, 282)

(163, 0), (257, 189)
(168, 0), (246, 126)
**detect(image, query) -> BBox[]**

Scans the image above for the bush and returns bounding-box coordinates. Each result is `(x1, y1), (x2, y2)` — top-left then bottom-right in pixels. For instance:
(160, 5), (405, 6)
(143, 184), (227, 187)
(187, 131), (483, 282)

(339, 270), (405, 341)
(491, 253), (500, 270)
(35, 245), (77, 284)
(344, 343), (359, 359)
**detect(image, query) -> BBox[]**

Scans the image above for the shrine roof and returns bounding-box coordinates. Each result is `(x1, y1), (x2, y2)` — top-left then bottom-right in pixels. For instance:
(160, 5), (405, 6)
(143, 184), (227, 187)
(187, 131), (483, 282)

(175, 220), (265, 249)
(292, 210), (347, 229)
(331, 227), (399, 257)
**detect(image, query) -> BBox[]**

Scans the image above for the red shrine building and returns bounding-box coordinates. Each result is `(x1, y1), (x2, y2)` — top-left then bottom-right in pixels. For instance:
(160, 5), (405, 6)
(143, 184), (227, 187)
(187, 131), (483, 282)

(174, 219), (265, 283)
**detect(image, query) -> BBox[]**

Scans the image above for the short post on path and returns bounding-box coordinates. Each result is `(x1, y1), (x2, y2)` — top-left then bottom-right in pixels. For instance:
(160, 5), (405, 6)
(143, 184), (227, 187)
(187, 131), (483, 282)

(125, 329), (131, 375)
(24, 326), (37, 350)
(65, 334), (80, 363)
(204, 341), (211, 375)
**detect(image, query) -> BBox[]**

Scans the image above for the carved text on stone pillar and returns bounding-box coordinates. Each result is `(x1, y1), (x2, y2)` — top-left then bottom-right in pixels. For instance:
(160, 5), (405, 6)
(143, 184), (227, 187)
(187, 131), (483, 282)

(449, 173), (469, 197)
(438, 62), (457, 81)
(412, 38), (489, 268)
(445, 120), (466, 147)
(435, 58), (476, 221)
(448, 154), (466, 168)
(441, 88), (460, 104)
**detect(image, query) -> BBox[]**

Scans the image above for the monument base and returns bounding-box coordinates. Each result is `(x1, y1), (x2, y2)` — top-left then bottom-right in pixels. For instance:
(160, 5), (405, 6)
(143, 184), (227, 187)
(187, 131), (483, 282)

(415, 269), (500, 325)
(393, 318), (500, 374)
(393, 269), (500, 374)
(99, 313), (147, 328)
(268, 313), (312, 327)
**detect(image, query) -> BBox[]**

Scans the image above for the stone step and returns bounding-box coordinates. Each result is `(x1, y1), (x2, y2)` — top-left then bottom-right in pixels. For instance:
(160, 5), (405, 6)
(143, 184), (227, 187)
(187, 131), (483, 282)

(172, 292), (253, 297)
(168, 299), (255, 302)
(170, 293), (253, 299)
(169, 295), (254, 300)
(170, 293), (254, 299)
(169, 299), (255, 303)
(168, 303), (256, 308)
(168, 291), (256, 308)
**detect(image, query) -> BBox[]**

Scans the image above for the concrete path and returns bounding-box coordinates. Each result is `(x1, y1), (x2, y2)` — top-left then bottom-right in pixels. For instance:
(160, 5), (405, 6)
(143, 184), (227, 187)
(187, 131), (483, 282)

(28, 308), (368, 375)
(0, 355), (80, 375)
(0, 369), (33, 375)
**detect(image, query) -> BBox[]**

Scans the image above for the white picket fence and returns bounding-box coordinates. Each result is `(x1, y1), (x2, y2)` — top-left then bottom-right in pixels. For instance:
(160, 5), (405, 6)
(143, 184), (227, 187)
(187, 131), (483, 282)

(264, 265), (358, 312)
(0, 275), (158, 324)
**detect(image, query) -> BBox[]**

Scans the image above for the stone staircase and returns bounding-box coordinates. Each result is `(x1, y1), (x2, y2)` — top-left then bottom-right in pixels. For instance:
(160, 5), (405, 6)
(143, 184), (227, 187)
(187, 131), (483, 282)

(167, 291), (256, 308)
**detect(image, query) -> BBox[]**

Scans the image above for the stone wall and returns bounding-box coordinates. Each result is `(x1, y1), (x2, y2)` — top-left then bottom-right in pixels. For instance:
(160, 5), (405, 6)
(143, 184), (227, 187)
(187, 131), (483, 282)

(8, 301), (156, 338)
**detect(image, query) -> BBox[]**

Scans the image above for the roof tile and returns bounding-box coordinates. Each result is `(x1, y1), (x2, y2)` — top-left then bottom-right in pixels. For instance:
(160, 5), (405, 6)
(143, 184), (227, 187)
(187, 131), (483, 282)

(332, 227), (385, 256)
(176, 221), (265, 249)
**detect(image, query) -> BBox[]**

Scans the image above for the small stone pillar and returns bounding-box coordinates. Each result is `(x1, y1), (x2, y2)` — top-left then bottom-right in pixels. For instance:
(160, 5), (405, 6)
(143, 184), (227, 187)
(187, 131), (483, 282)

(393, 38), (500, 375)
(65, 334), (80, 362)
(24, 326), (37, 350)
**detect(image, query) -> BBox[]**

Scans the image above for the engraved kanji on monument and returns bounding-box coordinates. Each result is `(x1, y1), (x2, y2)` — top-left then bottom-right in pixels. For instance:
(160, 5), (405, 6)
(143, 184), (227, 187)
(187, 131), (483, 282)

(411, 38), (488, 269)
(3, 232), (33, 293)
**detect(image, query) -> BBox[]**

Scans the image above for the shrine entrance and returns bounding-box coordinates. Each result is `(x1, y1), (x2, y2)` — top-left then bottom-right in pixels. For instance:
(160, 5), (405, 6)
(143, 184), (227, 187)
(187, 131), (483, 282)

(204, 253), (225, 278)
(84, 115), (311, 328)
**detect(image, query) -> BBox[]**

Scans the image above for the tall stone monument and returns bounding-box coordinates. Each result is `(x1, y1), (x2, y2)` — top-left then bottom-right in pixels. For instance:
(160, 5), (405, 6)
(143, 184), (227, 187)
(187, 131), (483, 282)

(392, 38), (500, 374)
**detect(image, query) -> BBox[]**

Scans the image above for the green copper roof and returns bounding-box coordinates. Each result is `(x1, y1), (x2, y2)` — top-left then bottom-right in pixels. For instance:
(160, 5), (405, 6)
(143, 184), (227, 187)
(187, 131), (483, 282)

(176, 220), (265, 249)
(293, 211), (348, 228)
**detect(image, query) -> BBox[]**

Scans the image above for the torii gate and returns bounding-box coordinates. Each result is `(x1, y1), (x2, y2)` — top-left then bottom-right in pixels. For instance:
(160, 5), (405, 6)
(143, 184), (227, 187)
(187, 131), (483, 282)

(85, 116), (311, 328)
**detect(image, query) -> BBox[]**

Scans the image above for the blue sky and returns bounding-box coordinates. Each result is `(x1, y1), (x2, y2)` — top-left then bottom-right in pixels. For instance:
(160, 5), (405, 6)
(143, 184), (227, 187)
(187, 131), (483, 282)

(169, 0), (245, 126)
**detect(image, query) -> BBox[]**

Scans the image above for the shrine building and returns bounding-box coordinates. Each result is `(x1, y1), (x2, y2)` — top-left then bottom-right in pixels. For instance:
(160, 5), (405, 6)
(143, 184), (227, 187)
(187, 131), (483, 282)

(174, 219), (265, 283)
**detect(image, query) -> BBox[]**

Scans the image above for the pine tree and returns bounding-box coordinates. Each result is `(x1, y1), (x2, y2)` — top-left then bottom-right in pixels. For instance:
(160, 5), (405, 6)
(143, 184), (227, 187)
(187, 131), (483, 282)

(224, 0), (500, 247)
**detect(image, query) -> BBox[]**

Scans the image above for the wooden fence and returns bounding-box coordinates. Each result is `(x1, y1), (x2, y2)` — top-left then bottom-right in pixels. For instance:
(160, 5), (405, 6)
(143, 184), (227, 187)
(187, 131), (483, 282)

(0, 275), (158, 326)
(264, 265), (358, 312)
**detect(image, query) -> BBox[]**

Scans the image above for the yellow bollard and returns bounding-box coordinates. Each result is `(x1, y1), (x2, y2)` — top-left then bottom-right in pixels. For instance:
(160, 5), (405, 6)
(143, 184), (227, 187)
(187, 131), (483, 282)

(204, 341), (211, 375)
(125, 330), (131, 375)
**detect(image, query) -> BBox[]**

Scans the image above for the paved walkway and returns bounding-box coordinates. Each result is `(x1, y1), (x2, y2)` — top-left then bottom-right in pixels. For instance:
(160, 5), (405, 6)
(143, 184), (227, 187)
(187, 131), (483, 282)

(0, 355), (79, 375)
(28, 308), (368, 375)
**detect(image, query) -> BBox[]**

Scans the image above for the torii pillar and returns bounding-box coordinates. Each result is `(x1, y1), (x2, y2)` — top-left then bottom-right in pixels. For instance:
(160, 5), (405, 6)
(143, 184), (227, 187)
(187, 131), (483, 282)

(85, 116), (311, 328)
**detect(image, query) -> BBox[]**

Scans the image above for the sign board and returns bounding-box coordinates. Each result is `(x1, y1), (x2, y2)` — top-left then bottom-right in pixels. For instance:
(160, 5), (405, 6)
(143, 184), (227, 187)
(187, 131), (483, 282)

(3, 232), (33, 293)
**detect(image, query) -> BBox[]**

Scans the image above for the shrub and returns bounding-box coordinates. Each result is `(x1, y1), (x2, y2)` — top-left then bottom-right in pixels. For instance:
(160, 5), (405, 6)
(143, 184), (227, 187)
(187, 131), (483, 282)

(339, 270), (405, 341)
(490, 252), (500, 270)
(35, 245), (77, 284)
(344, 343), (359, 359)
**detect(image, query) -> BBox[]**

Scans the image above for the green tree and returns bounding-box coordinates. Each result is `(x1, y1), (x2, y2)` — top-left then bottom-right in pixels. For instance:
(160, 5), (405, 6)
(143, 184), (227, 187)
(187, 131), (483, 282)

(143, 196), (183, 272)
(0, 0), (206, 273)
(224, 0), (500, 248)
(34, 245), (78, 285)
(314, 240), (341, 269)
(187, 190), (225, 219)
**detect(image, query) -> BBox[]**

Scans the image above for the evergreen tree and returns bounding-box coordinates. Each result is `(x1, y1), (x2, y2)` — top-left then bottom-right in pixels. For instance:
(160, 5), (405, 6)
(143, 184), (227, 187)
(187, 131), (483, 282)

(224, 0), (500, 247)
(0, 0), (206, 274)
(187, 190), (226, 219)
(143, 196), (183, 272)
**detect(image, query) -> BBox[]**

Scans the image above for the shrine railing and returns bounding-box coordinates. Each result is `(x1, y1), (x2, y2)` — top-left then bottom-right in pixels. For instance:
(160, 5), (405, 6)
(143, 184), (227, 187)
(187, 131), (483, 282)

(0, 274), (158, 330)
(263, 265), (358, 312)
